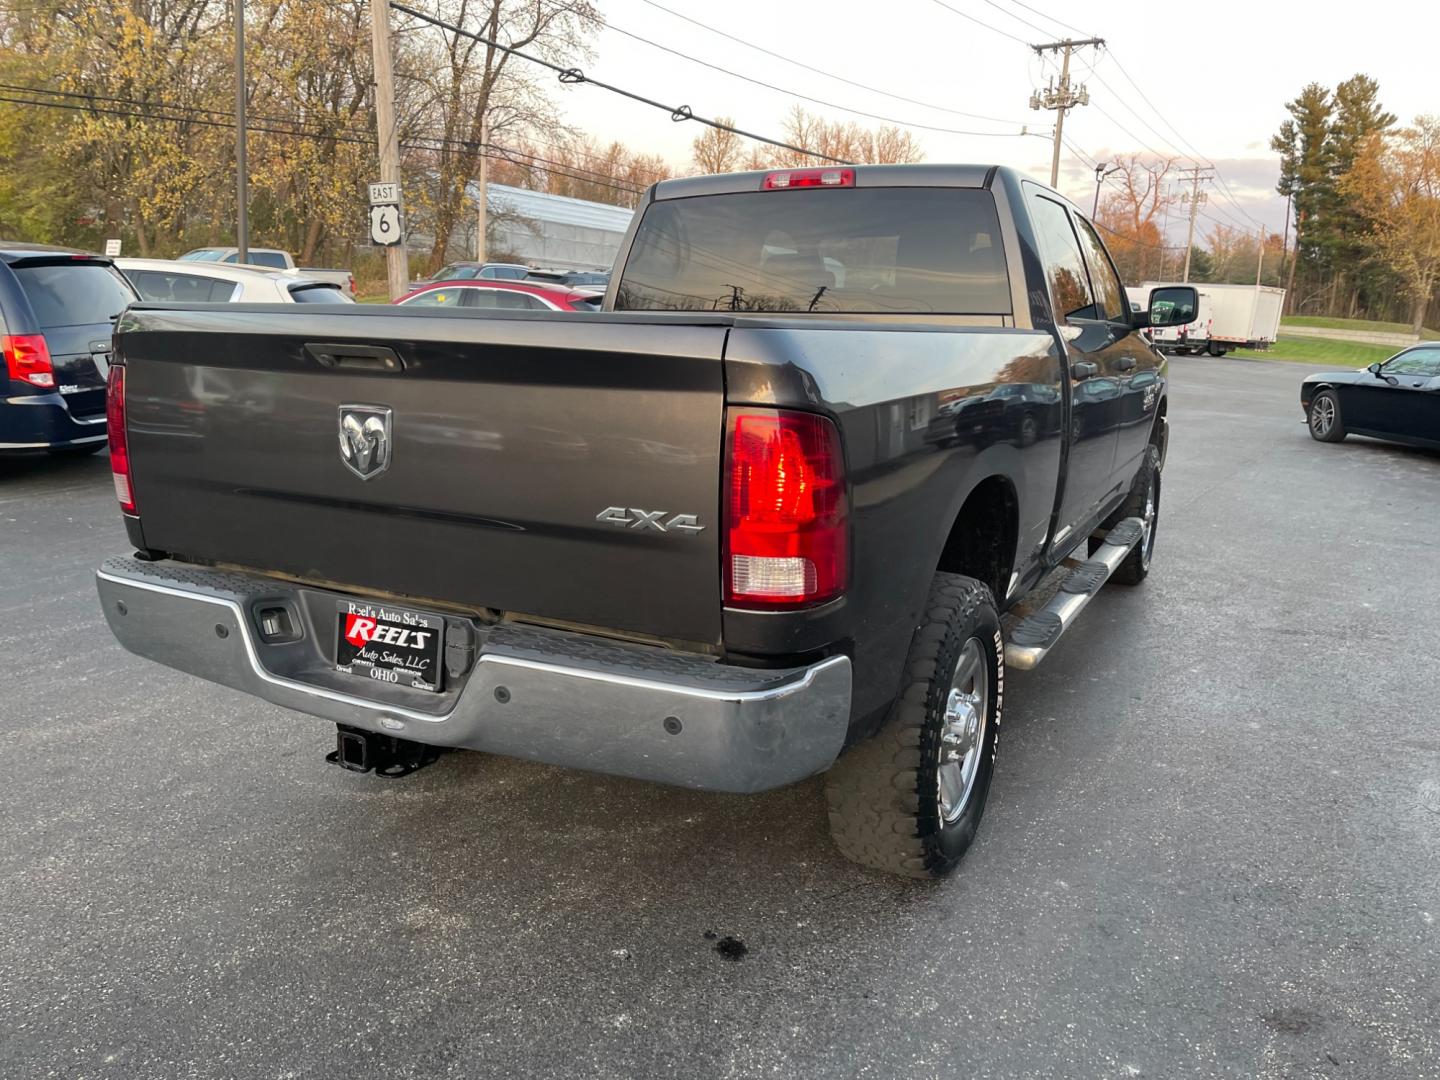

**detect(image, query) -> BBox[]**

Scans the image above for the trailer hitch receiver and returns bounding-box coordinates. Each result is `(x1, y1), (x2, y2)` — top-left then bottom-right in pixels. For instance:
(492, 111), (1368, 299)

(326, 724), (445, 779)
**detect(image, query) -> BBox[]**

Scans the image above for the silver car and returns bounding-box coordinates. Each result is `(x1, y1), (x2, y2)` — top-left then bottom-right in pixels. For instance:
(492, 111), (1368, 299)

(115, 259), (352, 305)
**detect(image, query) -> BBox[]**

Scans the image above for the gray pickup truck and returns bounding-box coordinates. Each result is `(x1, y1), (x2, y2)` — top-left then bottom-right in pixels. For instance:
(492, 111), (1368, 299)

(97, 164), (1194, 878)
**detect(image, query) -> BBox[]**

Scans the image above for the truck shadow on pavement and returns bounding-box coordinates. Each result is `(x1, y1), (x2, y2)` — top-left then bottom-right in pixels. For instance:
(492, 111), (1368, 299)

(0, 447), (110, 483)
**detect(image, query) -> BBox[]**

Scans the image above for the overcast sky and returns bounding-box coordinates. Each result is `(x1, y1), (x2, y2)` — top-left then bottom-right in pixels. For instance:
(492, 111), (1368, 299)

(543, 0), (1435, 245)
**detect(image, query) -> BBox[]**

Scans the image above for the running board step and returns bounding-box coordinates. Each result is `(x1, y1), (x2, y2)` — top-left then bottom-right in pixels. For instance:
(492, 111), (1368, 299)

(1004, 516), (1145, 671)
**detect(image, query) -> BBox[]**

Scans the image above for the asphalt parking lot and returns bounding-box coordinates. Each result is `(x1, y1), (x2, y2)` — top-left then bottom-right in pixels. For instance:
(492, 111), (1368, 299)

(3, 357), (1438, 1079)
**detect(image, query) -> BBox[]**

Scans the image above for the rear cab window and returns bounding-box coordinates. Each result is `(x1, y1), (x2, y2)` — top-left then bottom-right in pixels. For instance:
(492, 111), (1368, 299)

(12, 261), (136, 328)
(616, 187), (1012, 315)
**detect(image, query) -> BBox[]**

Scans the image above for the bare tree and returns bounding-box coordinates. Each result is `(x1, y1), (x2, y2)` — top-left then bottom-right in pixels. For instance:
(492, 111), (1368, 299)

(398, 0), (601, 273)
(1095, 155), (1178, 281)
(691, 118), (743, 174)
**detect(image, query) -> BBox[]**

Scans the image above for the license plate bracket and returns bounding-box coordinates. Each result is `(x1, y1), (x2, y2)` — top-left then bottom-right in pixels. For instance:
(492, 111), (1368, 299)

(335, 600), (444, 693)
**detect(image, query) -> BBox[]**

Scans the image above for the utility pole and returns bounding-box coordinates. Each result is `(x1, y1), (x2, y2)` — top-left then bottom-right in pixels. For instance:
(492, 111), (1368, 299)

(370, 0), (407, 300)
(1177, 165), (1214, 283)
(1029, 38), (1104, 188)
(475, 120), (488, 263)
(234, 0), (248, 262)
(1158, 187), (1173, 280)
(1255, 224), (1266, 287)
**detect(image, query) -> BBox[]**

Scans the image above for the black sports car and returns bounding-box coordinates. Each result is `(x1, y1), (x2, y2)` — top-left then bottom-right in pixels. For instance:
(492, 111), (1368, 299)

(1301, 345), (1440, 450)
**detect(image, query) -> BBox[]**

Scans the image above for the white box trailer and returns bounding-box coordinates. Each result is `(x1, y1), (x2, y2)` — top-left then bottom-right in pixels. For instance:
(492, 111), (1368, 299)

(1139, 281), (1285, 355)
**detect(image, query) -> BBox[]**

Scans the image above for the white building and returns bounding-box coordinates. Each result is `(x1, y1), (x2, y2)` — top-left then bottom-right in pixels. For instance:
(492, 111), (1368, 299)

(462, 182), (636, 271)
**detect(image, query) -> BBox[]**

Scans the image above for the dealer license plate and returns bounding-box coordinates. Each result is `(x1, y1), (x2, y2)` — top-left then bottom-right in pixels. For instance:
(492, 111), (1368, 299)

(335, 600), (444, 692)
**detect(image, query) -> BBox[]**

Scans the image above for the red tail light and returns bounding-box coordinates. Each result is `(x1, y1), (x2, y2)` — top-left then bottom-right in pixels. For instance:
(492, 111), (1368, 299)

(2, 333), (55, 388)
(725, 409), (847, 608)
(761, 168), (855, 190)
(106, 366), (137, 514)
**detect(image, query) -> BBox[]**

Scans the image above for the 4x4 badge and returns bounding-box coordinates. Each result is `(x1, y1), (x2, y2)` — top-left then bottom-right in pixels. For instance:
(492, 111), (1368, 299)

(595, 507), (704, 533)
(338, 405), (392, 480)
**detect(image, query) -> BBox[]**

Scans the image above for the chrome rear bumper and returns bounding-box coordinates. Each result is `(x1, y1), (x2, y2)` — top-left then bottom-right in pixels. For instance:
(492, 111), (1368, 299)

(96, 557), (851, 793)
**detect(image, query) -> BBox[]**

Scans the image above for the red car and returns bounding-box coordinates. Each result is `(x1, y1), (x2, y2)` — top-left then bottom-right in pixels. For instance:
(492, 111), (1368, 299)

(393, 279), (599, 312)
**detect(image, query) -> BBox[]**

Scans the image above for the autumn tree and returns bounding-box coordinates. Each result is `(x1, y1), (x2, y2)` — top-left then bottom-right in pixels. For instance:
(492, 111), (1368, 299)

(247, 0), (377, 263)
(691, 117), (743, 174)
(1341, 116), (1440, 333)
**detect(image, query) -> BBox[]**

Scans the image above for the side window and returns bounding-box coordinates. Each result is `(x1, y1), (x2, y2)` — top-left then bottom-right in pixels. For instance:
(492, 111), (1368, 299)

(1073, 217), (1128, 322)
(1029, 195), (1099, 323)
(401, 289), (464, 307)
(495, 291), (547, 310)
(1385, 349), (1440, 376)
(462, 289), (500, 308)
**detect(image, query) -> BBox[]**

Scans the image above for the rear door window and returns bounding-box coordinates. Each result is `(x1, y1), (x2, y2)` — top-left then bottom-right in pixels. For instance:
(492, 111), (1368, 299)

(617, 187), (1011, 314)
(246, 251), (289, 269)
(464, 289), (548, 310)
(400, 288), (465, 307)
(1028, 196), (1100, 323)
(12, 262), (136, 327)
(1072, 216), (1129, 321)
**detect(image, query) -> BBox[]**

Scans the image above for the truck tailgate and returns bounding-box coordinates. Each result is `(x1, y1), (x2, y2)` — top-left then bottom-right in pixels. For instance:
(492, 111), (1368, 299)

(117, 306), (729, 643)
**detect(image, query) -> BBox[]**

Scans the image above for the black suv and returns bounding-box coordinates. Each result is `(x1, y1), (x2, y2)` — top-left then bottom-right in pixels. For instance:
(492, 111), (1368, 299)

(0, 243), (137, 455)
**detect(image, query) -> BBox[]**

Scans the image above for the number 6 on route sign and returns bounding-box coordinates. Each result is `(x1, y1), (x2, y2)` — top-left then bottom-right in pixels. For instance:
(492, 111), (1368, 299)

(369, 203), (402, 247)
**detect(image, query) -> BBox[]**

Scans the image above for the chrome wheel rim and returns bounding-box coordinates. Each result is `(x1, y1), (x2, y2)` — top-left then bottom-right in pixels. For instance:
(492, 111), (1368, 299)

(1311, 396), (1334, 437)
(1139, 474), (1158, 570)
(937, 639), (990, 824)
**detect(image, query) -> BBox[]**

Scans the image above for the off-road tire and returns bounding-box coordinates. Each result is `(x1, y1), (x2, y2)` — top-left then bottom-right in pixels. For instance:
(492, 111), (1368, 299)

(1109, 443), (1160, 586)
(1307, 389), (1346, 443)
(824, 574), (1003, 879)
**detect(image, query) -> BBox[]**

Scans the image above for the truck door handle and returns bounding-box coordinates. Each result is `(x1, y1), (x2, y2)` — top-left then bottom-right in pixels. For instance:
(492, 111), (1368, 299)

(1072, 361), (1098, 381)
(305, 343), (405, 372)
(1115, 356), (1137, 373)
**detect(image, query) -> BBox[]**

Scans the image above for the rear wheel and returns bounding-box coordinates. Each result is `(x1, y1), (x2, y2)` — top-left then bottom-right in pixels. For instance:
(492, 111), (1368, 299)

(1307, 389), (1346, 443)
(824, 574), (1002, 879)
(1206, 344), (1228, 357)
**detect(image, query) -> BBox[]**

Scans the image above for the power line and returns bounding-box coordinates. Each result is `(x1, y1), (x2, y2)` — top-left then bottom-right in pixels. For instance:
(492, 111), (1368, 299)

(0, 89), (645, 197)
(579, 5), (1030, 136)
(926, 0), (1030, 46)
(998, 0), (1088, 36)
(389, 1), (849, 164)
(976, 0), (1054, 38)
(631, 0), (1024, 126)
